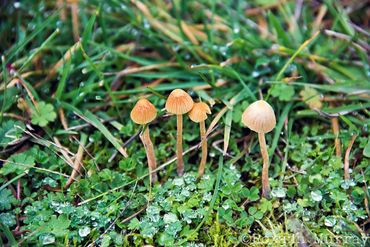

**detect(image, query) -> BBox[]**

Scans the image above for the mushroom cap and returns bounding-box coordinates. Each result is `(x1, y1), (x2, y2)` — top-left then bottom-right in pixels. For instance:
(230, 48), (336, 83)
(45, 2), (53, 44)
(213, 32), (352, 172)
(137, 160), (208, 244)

(130, 98), (157, 125)
(165, 89), (194, 115)
(189, 102), (211, 123)
(241, 100), (276, 133)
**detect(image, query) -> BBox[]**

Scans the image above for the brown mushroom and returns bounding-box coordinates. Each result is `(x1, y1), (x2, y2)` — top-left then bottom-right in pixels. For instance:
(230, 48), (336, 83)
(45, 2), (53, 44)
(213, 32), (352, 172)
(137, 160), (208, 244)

(131, 98), (158, 183)
(242, 100), (276, 199)
(189, 102), (211, 178)
(165, 89), (194, 176)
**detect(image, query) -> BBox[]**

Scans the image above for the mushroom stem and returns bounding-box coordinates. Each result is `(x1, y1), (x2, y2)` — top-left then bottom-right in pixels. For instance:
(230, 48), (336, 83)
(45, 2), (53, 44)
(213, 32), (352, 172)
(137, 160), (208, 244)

(258, 132), (271, 199)
(198, 120), (207, 178)
(344, 134), (357, 180)
(140, 126), (157, 183)
(176, 114), (184, 176)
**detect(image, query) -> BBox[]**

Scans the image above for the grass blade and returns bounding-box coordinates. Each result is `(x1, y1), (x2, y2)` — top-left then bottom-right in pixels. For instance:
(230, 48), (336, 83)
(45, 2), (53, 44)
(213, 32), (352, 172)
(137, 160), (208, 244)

(82, 110), (128, 157)
(275, 31), (320, 81)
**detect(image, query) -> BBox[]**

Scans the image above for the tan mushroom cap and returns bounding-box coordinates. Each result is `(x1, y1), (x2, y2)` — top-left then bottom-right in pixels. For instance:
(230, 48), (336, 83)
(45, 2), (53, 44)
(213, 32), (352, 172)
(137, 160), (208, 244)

(130, 98), (157, 125)
(241, 100), (276, 133)
(165, 89), (194, 115)
(189, 102), (211, 123)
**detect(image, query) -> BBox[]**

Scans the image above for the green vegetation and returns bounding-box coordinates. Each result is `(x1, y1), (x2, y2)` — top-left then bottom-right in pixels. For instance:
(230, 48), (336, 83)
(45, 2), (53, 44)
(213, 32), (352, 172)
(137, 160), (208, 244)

(0, 0), (369, 246)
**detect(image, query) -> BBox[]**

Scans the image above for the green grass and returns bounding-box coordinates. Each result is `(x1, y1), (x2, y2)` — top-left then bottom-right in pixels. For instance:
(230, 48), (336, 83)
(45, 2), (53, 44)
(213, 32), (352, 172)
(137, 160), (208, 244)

(0, 0), (369, 246)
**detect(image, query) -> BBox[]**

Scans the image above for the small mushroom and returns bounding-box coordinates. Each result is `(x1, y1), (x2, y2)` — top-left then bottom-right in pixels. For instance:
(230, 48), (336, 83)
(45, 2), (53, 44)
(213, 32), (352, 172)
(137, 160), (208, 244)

(242, 100), (276, 199)
(131, 98), (158, 184)
(165, 89), (194, 176)
(189, 102), (211, 178)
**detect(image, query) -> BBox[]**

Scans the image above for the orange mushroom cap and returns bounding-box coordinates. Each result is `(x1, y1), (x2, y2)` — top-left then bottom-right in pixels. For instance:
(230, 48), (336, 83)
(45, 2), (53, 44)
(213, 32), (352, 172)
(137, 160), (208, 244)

(130, 98), (157, 125)
(241, 100), (276, 133)
(165, 89), (194, 115)
(189, 102), (211, 123)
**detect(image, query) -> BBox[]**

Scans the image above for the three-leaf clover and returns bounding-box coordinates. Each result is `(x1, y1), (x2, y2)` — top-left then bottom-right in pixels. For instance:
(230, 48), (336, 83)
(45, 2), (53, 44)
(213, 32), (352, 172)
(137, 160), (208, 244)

(240, 186), (260, 201)
(31, 101), (57, 127)
(258, 198), (273, 213)
(47, 214), (71, 237)
(240, 206), (264, 226)
(248, 206), (264, 220)
(269, 83), (295, 101)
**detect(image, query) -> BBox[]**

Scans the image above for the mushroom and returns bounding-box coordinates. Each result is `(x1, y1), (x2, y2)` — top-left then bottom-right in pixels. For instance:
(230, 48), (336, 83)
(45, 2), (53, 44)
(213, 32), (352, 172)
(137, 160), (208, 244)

(165, 89), (194, 176)
(130, 98), (158, 183)
(189, 102), (211, 178)
(242, 100), (276, 199)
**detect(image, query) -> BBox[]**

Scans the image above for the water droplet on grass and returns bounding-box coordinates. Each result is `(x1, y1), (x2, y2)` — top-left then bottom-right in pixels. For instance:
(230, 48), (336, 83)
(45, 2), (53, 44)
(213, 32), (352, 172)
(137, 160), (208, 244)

(79, 226), (91, 237)
(251, 71), (259, 77)
(40, 234), (55, 245)
(324, 217), (336, 227)
(311, 190), (322, 202)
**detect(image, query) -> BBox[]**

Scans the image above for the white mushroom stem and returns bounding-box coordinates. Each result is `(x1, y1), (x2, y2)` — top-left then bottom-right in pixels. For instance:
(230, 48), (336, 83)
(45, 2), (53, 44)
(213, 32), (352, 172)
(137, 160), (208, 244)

(176, 114), (184, 176)
(258, 132), (271, 198)
(198, 120), (207, 178)
(140, 126), (157, 183)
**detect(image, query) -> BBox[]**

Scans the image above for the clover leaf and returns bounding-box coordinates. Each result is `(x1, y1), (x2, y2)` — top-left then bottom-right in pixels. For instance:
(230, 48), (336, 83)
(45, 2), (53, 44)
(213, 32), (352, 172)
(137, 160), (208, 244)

(240, 186), (260, 201)
(269, 83), (295, 101)
(31, 101), (57, 127)
(47, 214), (71, 237)
(0, 151), (35, 175)
(0, 189), (17, 210)
(258, 198), (273, 213)
(0, 213), (16, 227)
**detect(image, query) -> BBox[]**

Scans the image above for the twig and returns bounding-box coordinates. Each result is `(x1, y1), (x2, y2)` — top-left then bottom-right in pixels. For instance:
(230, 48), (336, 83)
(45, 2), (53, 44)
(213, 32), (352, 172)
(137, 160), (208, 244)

(53, 137), (75, 170)
(294, 0), (304, 22)
(16, 179), (21, 200)
(64, 133), (87, 188)
(212, 139), (233, 158)
(0, 158), (70, 178)
(324, 29), (370, 52)
(59, 108), (69, 130)
(69, 0), (80, 41)
(330, 103), (341, 158)
(57, 0), (66, 21)
(15, 76), (38, 107)
(312, 5), (327, 33)
(121, 205), (147, 224)
(1, 113), (25, 121)
(313, 109), (353, 118)
(350, 23), (370, 37)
